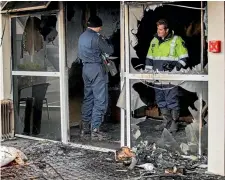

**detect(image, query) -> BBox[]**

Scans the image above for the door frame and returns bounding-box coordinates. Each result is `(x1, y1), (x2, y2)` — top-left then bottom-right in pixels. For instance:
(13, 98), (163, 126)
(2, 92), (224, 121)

(10, 2), (70, 143)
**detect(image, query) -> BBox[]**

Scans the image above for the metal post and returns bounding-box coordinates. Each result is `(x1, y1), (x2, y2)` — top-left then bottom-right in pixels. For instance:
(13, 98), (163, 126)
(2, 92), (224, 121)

(198, 1), (204, 157)
(124, 3), (131, 148)
(201, 1), (204, 71)
(59, 2), (70, 143)
(120, 2), (125, 147)
(198, 87), (203, 157)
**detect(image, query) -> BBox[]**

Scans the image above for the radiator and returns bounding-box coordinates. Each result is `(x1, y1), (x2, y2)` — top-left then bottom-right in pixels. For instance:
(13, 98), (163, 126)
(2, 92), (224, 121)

(1, 100), (14, 141)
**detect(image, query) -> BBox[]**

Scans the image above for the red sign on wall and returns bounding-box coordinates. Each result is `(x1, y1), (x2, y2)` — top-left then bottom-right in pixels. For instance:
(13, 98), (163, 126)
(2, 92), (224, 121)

(209, 40), (221, 53)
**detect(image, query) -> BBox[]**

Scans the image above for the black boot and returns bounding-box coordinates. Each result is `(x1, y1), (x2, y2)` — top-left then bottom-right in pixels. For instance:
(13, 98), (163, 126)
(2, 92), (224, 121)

(91, 128), (108, 141)
(155, 109), (172, 131)
(80, 121), (91, 137)
(168, 109), (179, 134)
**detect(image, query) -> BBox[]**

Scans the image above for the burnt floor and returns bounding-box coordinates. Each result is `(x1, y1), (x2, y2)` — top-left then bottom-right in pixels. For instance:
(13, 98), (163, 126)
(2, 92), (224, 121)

(1, 138), (136, 180)
(2, 138), (225, 180)
(70, 121), (121, 150)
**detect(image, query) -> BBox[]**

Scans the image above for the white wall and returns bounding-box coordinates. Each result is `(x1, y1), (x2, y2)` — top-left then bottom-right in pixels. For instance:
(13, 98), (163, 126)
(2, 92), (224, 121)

(0, 14), (11, 100)
(208, 1), (225, 176)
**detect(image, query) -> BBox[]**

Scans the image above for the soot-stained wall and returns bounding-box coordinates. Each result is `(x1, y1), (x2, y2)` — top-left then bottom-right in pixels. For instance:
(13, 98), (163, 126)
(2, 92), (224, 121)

(66, 2), (120, 97)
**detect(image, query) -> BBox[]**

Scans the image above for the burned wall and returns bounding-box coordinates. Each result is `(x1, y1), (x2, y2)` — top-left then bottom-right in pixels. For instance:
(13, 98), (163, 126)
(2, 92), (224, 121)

(66, 2), (120, 68)
(97, 2), (120, 87)
(67, 2), (120, 97)
(66, 2), (83, 68)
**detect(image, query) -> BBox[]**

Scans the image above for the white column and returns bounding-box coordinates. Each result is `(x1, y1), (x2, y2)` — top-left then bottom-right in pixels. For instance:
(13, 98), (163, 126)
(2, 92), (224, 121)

(0, 14), (11, 100)
(124, 4), (131, 148)
(58, 2), (70, 143)
(208, 1), (225, 176)
(120, 2), (125, 147)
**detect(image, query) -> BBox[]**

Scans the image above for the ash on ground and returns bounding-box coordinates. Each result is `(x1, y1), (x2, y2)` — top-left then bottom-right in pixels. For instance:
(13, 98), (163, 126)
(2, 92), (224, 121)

(1, 138), (225, 180)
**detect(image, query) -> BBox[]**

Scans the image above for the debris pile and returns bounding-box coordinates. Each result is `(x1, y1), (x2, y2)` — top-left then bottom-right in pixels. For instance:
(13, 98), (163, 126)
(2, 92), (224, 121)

(115, 127), (223, 180)
(1, 138), (225, 180)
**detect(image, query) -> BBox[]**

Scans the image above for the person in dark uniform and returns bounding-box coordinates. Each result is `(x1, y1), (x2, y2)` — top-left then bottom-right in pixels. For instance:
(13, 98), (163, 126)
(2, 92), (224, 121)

(78, 16), (114, 140)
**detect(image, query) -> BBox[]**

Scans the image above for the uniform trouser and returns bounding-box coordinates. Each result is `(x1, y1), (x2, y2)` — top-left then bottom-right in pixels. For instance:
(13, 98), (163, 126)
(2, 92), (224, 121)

(154, 84), (180, 111)
(81, 63), (108, 130)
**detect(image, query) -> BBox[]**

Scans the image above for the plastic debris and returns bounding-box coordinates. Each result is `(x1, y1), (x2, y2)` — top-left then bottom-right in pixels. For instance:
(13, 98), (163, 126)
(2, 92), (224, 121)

(137, 163), (155, 171)
(0, 146), (28, 167)
(181, 155), (198, 161)
(165, 166), (185, 175)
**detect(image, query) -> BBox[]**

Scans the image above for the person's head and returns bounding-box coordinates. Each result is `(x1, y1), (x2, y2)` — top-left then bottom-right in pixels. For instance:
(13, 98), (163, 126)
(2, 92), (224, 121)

(87, 16), (102, 32)
(156, 19), (169, 38)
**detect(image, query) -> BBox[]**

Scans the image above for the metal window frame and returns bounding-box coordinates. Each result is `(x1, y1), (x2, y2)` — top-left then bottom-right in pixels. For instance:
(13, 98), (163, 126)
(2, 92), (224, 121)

(120, 2), (126, 147)
(8, 1), (119, 152)
(121, 2), (208, 149)
(10, 2), (69, 144)
(1, 1), (51, 14)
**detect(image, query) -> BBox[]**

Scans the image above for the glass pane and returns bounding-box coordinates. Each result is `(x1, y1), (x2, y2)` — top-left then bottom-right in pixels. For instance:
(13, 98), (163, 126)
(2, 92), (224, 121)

(12, 14), (59, 72)
(13, 75), (61, 141)
(128, 79), (208, 157)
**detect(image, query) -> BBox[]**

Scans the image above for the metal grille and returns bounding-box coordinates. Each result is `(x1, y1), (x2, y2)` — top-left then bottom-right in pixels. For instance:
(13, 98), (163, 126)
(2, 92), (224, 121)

(1, 100), (14, 140)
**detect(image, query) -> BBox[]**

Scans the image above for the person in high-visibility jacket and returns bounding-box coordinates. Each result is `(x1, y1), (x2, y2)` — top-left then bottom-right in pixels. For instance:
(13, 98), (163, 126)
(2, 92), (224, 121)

(145, 19), (189, 134)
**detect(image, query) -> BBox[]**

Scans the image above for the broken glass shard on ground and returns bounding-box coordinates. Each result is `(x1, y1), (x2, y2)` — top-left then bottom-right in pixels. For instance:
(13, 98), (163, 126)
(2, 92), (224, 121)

(157, 128), (181, 153)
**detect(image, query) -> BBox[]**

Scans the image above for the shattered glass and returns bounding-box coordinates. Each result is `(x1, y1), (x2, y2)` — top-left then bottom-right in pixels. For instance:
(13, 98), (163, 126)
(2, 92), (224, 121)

(119, 2), (209, 163)
(12, 15), (59, 72)
(156, 128), (181, 153)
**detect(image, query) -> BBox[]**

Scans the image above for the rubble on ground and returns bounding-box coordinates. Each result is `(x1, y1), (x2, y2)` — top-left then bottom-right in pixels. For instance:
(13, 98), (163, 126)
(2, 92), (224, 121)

(115, 141), (224, 180)
(1, 137), (225, 180)
(1, 139), (137, 180)
(117, 127), (223, 180)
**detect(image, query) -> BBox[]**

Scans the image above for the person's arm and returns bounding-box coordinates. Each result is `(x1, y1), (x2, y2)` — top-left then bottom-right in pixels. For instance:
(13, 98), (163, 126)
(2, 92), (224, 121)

(98, 34), (114, 55)
(175, 36), (189, 70)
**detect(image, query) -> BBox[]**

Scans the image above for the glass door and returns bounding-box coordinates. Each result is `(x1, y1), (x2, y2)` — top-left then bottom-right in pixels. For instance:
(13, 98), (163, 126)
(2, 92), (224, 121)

(11, 3), (69, 142)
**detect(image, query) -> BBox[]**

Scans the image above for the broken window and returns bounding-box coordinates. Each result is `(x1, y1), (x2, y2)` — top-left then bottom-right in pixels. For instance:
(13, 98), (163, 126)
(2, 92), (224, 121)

(129, 1), (208, 74)
(119, 2), (208, 170)
(12, 14), (59, 72)
(11, 12), (62, 141)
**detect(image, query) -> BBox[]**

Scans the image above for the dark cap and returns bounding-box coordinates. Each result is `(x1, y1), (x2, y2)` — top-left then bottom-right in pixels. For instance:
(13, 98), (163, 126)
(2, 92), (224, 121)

(87, 16), (102, 28)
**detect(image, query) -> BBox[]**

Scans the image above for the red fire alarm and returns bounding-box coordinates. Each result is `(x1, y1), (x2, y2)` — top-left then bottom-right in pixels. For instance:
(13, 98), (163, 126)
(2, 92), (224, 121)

(209, 40), (221, 53)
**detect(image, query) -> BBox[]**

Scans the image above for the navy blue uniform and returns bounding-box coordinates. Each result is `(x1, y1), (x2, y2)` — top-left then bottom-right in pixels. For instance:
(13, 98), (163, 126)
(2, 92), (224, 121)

(78, 28), (114, 129)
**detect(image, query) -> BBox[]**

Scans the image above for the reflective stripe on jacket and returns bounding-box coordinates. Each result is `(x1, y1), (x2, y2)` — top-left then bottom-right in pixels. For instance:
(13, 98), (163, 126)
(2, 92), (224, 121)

(146, 34), (188, 71)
